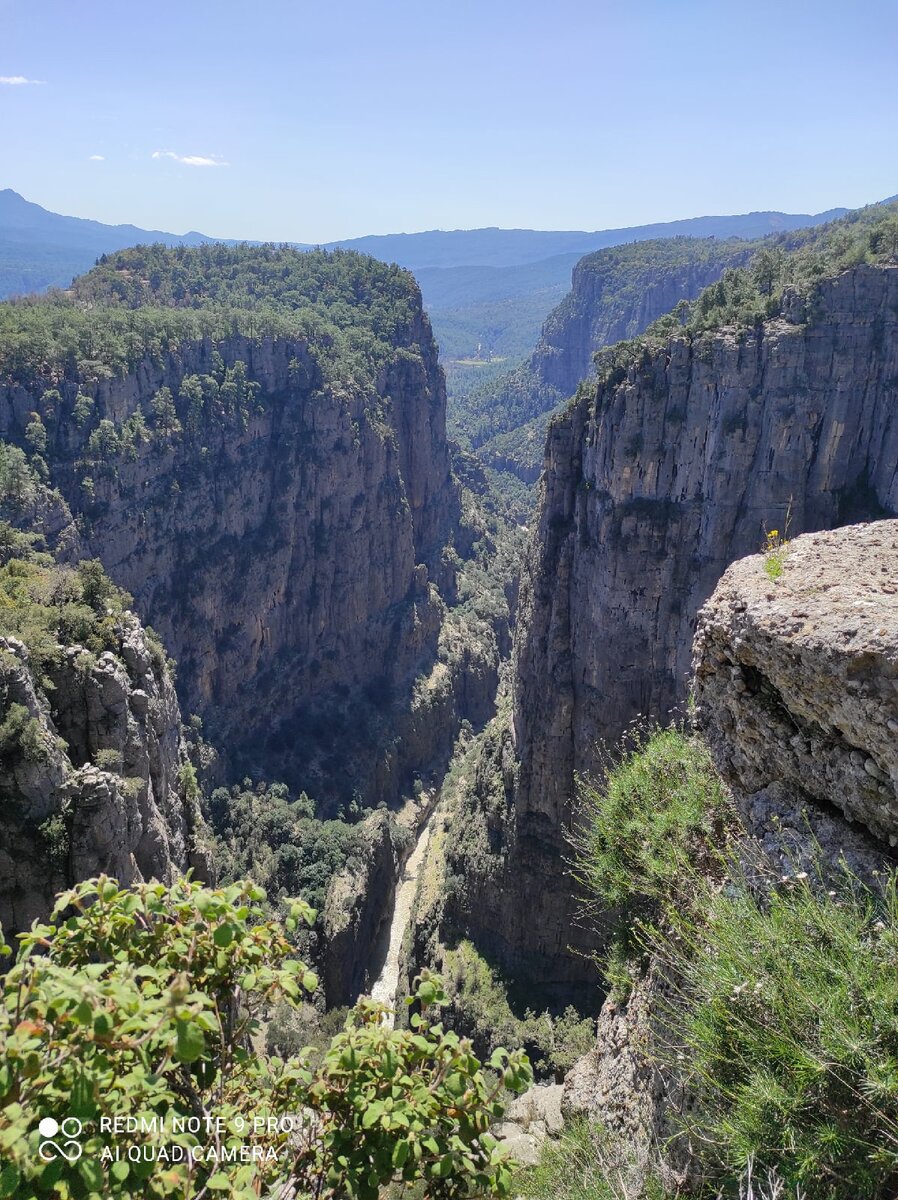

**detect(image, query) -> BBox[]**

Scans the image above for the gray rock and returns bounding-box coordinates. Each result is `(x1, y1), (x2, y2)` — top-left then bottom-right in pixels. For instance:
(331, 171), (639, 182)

(0, 613), (209, 941)
(506, 1083), (565, 1137)
(455, 263), (898, 986)
(694, 521), (898, 868)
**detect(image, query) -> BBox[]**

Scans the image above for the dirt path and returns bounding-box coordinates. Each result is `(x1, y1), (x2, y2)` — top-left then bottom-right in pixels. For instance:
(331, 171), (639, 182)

(368, 811), (435, 1026)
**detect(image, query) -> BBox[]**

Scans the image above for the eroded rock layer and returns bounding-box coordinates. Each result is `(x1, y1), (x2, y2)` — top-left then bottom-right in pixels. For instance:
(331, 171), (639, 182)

(0, 617), (206, 940)
(694, 520), (898, 861)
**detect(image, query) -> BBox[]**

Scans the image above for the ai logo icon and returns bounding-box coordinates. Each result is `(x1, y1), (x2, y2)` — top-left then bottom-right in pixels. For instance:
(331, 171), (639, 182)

(38, 1116), (83, 1162)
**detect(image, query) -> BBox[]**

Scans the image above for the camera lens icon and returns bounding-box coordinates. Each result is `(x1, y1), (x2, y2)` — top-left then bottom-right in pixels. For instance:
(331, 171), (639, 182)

(38, 1116), (83, 1162)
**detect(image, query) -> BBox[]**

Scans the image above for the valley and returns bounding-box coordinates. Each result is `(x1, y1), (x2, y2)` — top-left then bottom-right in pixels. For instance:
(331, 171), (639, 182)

(2, 193), (898, 1198)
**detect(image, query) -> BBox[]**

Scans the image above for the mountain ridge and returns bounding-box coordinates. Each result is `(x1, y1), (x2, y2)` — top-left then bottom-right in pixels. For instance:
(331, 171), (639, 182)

(0, 186), (854, 298)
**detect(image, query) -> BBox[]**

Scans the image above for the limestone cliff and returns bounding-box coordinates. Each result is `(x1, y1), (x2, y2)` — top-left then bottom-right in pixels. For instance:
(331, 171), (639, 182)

(0, 250), (473, 811)
(693, 519), (898, 868)
(453, 261), (898, 987)
(472, 237), (755, 480)
(321, 809), (402, 1006)
(0, 612), (207, 941)
(526, 237), (754, 403)
(563, 523), (898, 1194)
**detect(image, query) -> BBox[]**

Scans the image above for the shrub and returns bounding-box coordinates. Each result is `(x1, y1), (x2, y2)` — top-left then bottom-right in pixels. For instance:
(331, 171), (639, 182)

(573, 725), (734, 913)
(0, 702), (51, 763)
(651, 868), (898, 1198)
(0, 876), (531, 1200)
(208, 779), (362, 911)
(441, 940), (594, 1080)
(0, 555), (132, 685)
(94, 747), (124, 773)
(514, 1118), (667, 1200)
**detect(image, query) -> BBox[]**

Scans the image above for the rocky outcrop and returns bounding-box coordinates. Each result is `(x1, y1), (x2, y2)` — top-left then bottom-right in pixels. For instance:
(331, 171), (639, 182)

(693, 520), (898, 872)
(563, 523), (898, 1196)
(455, 263), (898, 987)
(0, 307), (466, 810)
(562, 961), (693, 1194)
(322, 809), (402, 1006)
(0, 616), (207, 940)
(494, 1083), (564, 1167)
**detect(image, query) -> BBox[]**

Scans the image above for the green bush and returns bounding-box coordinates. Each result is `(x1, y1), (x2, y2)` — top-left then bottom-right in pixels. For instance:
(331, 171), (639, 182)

(652, 868), (898, 1198)
(0, 554), (132, 685)
(442, 940), (594, 1080)
(514, 1118), (667, 1200)
(0, 876), (531, 1200)
(574, 725), (734, 912)
(0, 701), (52, 763)
(208, 779), (362, 911)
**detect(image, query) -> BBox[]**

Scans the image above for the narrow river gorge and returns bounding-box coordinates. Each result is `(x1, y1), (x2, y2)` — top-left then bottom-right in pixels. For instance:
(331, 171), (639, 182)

(368, 807), (437, 1024)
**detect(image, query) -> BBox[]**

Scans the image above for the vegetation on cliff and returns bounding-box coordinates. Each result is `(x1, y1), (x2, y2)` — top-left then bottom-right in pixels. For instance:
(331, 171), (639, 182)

(207, 779), (365, 913)
(447, 235), (760, 476)
(594, 200), (898, 392)
(562, 726), (898, 1198)
(0, 876), (531, 1199)
(0, 245), (426, 385)
(574, 726), (734, 915)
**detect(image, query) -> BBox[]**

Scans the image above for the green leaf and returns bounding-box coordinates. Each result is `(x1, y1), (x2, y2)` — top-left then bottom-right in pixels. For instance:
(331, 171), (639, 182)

(74, 998), (93, 1024)
(213, 923), (234, 948)
(79, 1157), (104, 1189)
(0, 1164), (19, 1199)
(110, 1160), (129, 1182)
(362, 1102), (384, 1128)
(175, 1019), (206, 1063)
(207, 1173), (232, 1190)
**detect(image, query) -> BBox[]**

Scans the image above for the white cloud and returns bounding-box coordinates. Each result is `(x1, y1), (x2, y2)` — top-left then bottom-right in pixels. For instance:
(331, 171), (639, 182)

(88, 154), (105, 162)
(152, 150), (228, 168)
(0, 75), (44, 85)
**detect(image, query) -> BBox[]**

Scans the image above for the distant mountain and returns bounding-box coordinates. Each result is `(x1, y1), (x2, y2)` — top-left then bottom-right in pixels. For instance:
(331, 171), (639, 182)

(0, 188), (216, 250)
(0, 187), (852, 302)
(0, 188), (228, 297)
(348, 209), (853, 371)
(325, 208), (850, 272)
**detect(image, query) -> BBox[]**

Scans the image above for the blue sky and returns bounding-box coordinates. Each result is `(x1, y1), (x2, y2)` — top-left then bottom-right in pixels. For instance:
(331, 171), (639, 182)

(1, 0), (896, 241)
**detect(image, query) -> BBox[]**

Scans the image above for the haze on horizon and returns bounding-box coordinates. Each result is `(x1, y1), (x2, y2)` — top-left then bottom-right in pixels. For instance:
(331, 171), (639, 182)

(1, 0), (897, 243)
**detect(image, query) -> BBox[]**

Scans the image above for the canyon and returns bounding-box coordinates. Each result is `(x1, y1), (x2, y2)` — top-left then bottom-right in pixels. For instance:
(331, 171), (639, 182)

(424, 242), (898, 999)
(3, 202), (898, 1195)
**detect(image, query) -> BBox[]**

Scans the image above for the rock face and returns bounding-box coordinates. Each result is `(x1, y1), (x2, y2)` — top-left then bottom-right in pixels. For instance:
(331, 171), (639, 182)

(456, 263), (898, 987)
(321, 810), (401, 1006)
(530, 238), (754, 402)
(693, 520), (898, 866)
(562, 961), (693, 1195)
(473, 238), (755, 481)
(0, 617), (206, 940)
(566, 524), (898, 1196)
(0, 311), (463, 809)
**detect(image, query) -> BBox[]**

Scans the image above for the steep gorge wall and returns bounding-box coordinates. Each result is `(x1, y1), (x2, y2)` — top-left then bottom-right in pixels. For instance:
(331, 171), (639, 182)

(531, 241), (754, 400)
(0, 310), (465, 809)
(475, 239), (755, 482)
(454, 263), (898, 986)
(0, 614), (206, 940)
